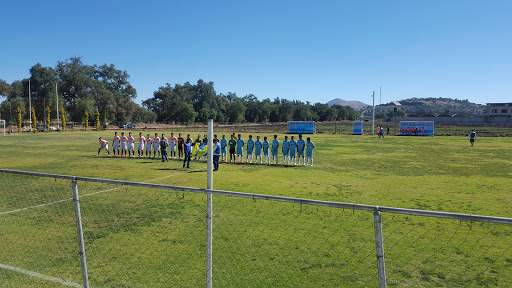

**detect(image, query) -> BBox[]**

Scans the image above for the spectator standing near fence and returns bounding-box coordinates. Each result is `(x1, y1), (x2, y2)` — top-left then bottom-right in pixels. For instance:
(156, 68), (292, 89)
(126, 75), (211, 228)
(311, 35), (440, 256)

(183, 138), (192, 168)
(469, 130), (476, 147)
(213, 138), (221, 171)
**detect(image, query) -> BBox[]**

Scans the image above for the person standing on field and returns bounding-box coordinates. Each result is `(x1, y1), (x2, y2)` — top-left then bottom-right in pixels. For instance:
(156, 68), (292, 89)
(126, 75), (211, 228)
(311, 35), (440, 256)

(306, 137), (315, 166)
(469, 130), (476, 147)
(236, 134), (245, 163)
(183, 138), (192, 168)
(246, 135), (255, 163)
(120, 132), (127, 157)
(145, 134), (152, 157)
(262, 136), (270, 164)
(137, 132), (145, 157)
(254, 136), (262, 164)
(296, 134), (306, 166)
(220, 135), (228, 162)
(153, 133), (160, 158)
(177, 133), (184, 159)
(113, 132), (120, 156)
(169, 132), (177, 158)
(213, 138), (221, 171)
(160, 134), (169, 162)
(271, 135), (279, 164)
(97, 137), (111, 156)
(127, 132), (135, 157)
(228, 134), (237, 162)
(282, 135), (289, 165)
(288, 135), (297, 165)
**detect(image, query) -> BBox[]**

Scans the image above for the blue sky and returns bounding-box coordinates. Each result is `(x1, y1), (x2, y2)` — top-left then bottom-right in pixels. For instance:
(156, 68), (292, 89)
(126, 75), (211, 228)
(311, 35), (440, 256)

(1, 0), (510, 105)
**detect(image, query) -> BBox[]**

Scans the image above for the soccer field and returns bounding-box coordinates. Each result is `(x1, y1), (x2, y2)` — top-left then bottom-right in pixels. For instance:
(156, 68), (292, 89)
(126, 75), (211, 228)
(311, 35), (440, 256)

(1, 130), (511, 287)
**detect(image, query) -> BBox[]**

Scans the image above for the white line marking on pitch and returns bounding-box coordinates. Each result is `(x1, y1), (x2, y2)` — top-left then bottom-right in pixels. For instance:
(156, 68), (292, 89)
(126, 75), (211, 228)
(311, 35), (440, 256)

(0, 263), (82, 287)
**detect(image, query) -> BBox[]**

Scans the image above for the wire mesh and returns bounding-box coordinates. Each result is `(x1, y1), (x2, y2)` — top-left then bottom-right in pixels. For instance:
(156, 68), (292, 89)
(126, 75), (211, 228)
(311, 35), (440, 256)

(77, 180), (207, 288)
(212, 195), (378, 287)
(0, 173), (82, 287)
(383, 214), (512, 287)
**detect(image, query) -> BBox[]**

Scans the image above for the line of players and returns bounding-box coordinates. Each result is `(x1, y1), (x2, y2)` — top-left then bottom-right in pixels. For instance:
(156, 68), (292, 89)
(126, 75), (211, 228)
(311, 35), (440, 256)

(98, 132), (315, 166)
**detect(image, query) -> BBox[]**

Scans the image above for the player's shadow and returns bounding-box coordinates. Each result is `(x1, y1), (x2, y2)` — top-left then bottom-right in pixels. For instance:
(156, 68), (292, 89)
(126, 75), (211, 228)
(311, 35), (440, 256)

(156, 168), (180, 171)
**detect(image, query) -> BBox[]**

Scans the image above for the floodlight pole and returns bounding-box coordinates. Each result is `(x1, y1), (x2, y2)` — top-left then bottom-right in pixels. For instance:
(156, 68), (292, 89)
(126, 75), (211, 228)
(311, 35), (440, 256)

(206, 119), (213, 288)
(372, 91), (375, 135)
(29, 80), (32, 132)
(56, 83), (60, 129)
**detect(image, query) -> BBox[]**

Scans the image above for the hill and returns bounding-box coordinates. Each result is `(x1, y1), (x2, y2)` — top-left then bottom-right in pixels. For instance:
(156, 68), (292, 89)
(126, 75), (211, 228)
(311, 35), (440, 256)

(378, 97), (484, 116)
(327, 98), (369, 109)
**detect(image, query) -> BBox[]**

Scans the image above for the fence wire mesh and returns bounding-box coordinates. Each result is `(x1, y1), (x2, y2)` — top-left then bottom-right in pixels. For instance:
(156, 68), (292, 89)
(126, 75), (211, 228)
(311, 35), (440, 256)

(1, 170), (512, 288)
(383, 214), (512, 287)
(77, 180), (207, 288)
(0, 172), (82, 287)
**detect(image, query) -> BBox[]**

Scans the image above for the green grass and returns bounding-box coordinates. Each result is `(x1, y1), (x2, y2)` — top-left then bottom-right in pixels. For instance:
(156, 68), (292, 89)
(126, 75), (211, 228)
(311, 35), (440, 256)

(0, 130), (511, 287)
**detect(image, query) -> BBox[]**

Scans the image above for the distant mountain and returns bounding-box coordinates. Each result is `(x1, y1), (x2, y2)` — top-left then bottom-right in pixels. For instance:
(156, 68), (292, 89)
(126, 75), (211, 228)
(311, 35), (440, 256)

(377, 97), (484, 116)
(327, 98), (369, 109)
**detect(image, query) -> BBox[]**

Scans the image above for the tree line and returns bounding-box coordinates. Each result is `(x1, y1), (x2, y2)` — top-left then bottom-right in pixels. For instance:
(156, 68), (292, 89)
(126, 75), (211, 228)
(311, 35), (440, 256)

(0, 57), (360, 126)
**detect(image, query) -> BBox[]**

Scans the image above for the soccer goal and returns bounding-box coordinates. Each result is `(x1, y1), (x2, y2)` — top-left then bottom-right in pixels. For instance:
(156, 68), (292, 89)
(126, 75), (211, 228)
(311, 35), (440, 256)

(399, 121), (434, 136)
(288, 121), (316, 134)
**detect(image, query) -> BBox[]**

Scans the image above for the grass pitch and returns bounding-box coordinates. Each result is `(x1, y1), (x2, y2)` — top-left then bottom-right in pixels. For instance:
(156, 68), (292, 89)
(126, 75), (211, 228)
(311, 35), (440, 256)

(0, 130), (511, 287)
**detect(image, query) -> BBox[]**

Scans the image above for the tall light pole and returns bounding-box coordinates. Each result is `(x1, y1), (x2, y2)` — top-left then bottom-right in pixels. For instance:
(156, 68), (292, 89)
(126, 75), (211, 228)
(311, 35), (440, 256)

(29, 80), (32, 131)
(372, 91), (375, 135)
(56, 83), (60, 129)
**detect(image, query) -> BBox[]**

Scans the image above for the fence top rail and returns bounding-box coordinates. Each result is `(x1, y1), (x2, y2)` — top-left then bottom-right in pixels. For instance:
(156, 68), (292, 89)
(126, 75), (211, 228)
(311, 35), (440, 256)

(1, 168), (511, 225)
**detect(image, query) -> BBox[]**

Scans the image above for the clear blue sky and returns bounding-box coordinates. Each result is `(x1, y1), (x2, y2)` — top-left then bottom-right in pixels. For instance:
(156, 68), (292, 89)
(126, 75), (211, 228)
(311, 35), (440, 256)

(1, 0), (511, 105)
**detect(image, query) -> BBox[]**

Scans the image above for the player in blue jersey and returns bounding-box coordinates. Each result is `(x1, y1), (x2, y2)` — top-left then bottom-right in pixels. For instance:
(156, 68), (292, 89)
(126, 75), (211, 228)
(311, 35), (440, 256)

(282, 135), (289, 165)
(254, 136), (262, 164)
(306, 137), (315, 166)
(220, 135), (228, 162)
(262, 136), (270, 164)
(246, 135), (255, 163)
(288, 136), (297, 165)
(271, 135), (279, 164)
(236, 134), (245, 163)
(296, 134), (306, 166)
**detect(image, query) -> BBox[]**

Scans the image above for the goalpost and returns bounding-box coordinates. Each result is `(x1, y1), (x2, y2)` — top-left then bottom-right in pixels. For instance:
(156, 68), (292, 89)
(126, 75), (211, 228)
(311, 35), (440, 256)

(0, 120), (5, 136)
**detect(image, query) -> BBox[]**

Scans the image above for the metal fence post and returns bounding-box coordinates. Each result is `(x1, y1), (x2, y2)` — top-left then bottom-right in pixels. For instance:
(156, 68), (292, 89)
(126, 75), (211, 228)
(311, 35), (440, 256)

(72, 178), (90, 288)
(373, 208), (387, 288)
(206, 119), (213, 288)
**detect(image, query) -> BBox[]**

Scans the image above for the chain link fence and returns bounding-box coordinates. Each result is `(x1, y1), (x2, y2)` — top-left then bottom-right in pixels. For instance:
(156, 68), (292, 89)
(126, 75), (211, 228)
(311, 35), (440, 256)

(1, 169), (511, 287)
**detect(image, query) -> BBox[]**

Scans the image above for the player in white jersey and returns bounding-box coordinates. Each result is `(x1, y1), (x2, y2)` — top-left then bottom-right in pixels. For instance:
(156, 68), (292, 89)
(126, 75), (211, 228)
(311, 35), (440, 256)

(113, 132), (120, 156)
(97, 137), (111, 156)
(153, 133), (161, 158)
(127, 132), (135, 157)
(145, 134), (152, 157)
(169, 132), (177, 158)
(137, 132), (145, 157)
(120, 132), (127, 157)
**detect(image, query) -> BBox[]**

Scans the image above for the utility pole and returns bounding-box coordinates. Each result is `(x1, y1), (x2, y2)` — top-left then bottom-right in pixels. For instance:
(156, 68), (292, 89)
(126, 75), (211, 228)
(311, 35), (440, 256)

(372, 91), (375, 135)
